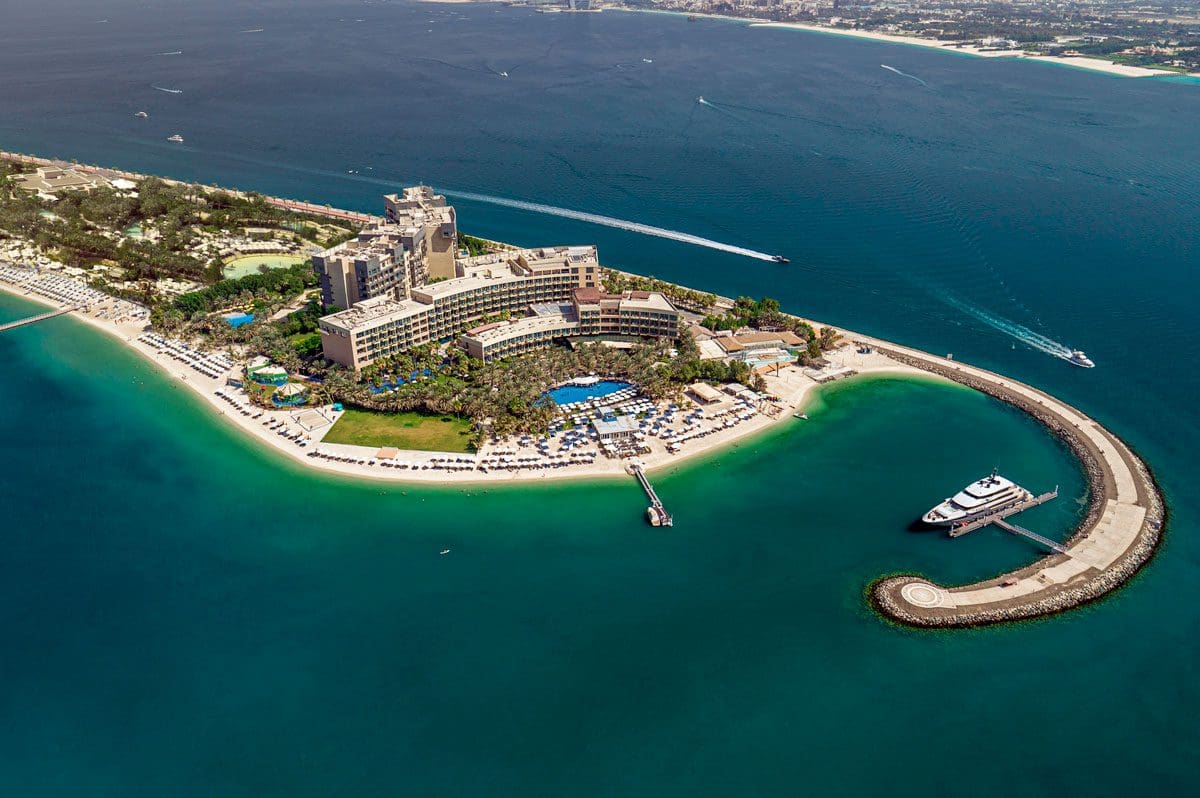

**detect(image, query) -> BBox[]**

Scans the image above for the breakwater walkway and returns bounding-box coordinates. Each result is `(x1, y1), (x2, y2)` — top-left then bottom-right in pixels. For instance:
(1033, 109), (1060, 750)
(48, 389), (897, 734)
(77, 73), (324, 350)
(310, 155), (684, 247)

(865, 339), (1164, 627)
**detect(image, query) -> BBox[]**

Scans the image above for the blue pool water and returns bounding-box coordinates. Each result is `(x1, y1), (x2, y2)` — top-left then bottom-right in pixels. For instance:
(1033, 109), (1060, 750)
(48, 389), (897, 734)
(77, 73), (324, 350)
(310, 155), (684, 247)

(223, 312), (255, 328)
(547, 380), (633, 406)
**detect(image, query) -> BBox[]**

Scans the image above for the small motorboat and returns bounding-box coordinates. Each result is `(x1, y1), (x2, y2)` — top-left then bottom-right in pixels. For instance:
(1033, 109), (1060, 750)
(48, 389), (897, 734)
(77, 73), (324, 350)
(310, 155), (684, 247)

(134, 111), (148, 118)
(1067, 350), (1095, 368)
(439, 549), (451, 555)
(772, 255), (790, 263)
(793, 412), (808, 420)
(167, 133), (184, 143)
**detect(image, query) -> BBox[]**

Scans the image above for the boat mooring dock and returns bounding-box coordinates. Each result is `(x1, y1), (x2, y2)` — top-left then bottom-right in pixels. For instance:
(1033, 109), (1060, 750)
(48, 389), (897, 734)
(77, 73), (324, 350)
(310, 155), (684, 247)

(631, 464), (673, 527)
(946, 488), (1063, 551)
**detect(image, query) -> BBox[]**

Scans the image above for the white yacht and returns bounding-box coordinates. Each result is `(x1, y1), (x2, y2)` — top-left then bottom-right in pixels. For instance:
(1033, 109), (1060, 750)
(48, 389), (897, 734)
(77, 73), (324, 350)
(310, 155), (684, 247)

(921, 469), (1032, 527)
(166, 134), (184, 143)
(1067, 350), (1095, 368)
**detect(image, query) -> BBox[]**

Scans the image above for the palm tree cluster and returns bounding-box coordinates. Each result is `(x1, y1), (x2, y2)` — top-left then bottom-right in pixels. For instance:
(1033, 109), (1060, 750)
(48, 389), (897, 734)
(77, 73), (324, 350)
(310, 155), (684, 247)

(306, 334), (765, 444)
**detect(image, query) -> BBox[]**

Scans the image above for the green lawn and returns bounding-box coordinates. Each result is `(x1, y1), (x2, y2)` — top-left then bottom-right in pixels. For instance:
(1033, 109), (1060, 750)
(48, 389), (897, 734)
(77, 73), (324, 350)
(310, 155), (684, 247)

(323, 408), (474, 453)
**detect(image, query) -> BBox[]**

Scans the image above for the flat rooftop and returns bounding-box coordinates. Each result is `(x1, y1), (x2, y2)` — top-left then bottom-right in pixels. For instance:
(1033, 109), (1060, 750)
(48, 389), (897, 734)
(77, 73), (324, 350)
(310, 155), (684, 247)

(319, 294), (428, 332)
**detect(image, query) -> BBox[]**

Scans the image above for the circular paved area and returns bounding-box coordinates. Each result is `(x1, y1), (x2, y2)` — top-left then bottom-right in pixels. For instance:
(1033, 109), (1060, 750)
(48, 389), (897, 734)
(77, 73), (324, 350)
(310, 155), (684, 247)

(901, 581), (947, 608)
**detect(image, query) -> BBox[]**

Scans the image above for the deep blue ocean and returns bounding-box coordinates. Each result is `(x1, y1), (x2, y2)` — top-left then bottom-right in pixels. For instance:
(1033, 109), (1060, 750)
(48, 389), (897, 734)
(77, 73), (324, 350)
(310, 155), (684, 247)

(1, 2), (1198, 795)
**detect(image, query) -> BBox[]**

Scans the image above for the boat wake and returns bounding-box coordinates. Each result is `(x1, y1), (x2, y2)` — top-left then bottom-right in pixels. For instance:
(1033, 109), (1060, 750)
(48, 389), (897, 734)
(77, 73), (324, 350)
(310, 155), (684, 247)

(880, 64), (928, 86)
(443, 189), (781, 261)
(157, 51), (183, 56)
(240, 28), (264, 34)
(151, 85), (183, 94)
(696, 96), (748, 123)
(156, 148), (783, 262)
(945, 297), (1076, 360)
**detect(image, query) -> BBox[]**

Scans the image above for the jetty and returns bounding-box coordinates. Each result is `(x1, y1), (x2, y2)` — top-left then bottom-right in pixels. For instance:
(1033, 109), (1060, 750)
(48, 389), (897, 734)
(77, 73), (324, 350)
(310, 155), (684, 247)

(946, 487), (1058, 537)
(0, 305), (77, 333)
(992, 518), (1070, 555)
(870, 341), (1164, 627)
(631, 463), (673, 527)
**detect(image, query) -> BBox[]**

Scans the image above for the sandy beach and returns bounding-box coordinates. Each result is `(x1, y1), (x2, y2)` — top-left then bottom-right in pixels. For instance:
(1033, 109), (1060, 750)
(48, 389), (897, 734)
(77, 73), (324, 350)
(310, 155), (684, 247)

(607, 8), (1190, 79)
(750, 22), (1188, 78)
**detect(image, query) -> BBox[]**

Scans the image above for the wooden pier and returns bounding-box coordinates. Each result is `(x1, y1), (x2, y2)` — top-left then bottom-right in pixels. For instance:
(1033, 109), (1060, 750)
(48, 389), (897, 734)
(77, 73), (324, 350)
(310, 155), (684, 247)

(0, 305), (78, 334)
(631, 464), (673, 527)
(946, 488), (1059, 538)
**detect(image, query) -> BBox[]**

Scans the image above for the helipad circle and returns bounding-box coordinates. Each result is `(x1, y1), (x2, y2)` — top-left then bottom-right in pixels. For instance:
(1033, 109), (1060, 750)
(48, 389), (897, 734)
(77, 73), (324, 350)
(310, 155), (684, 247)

(901, 582), (946, 608)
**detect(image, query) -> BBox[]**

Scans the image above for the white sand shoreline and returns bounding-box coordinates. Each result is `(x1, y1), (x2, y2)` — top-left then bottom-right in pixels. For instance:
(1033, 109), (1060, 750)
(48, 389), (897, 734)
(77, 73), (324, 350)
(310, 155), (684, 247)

(609, 8), (1195, 79)
(0, 272), (940, 487)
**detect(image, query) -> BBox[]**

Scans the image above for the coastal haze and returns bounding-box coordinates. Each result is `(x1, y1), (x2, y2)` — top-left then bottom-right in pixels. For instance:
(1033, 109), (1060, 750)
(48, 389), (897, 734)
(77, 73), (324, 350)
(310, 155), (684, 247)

(1, 1), (1198, 796)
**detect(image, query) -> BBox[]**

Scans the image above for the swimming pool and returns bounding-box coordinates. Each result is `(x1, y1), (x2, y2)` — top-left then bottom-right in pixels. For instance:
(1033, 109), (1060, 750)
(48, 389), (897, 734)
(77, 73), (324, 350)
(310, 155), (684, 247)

(223, 312), (255, 328)
(546, 380), (633, 406)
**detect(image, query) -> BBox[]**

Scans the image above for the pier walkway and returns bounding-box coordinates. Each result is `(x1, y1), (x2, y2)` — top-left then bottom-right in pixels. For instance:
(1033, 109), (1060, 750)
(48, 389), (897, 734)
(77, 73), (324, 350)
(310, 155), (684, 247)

(993, 519), (1070, 555)
(946, 489), (1059, 537)
(0, 305), (77, 333)
(631, 464), (673, 527)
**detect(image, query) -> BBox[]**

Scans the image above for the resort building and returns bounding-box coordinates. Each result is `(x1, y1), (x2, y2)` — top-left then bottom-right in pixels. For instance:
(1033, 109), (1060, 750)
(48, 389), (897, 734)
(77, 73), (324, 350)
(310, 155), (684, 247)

(319, 245), (620, 369)
(383, 186), (457, 281)
(312, 227), (413, 310)
(462, 288), (681, 362)
(12, 166), (107, 197)
(713, 331), (806, 358)
(710, 330), (805, 372)
(313, 187), (459, 308)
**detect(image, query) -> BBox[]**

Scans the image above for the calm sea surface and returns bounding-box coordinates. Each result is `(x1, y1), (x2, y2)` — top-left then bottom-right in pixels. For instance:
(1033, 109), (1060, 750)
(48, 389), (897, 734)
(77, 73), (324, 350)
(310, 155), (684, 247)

(1, 2), (1197, 795)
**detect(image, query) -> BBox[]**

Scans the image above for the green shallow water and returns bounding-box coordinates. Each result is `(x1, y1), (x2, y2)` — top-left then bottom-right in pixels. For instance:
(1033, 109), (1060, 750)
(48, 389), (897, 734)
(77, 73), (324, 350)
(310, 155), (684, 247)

(8, 291), (1179, 796)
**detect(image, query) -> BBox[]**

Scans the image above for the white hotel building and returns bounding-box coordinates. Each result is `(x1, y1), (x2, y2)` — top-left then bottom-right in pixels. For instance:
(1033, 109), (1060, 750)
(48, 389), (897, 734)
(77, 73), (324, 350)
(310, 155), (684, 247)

(317, 192), (681, 370)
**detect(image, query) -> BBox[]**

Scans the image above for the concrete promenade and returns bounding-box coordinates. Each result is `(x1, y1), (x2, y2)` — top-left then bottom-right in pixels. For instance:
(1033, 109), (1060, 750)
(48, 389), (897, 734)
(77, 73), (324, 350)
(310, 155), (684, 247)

(863, 338), (1164, 627)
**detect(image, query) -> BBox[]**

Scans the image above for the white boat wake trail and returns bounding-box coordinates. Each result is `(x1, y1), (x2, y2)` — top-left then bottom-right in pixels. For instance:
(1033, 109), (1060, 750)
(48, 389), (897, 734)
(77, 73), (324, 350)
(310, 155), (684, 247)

(880, 64), (928, 86)
(152, 85), (183, 94)
(945, 297), (1075, 360)
(444, 189), (779, 261)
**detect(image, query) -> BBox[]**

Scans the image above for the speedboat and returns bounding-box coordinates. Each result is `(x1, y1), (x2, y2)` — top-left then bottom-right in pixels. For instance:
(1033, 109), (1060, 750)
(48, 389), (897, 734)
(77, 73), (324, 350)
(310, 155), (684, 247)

(793, 412), (808, 419)
(167, 133), (184, 143)
(772, 255), (790, 263)
(921, 469), (1032, 527)
(1067, 350), (1095, 368)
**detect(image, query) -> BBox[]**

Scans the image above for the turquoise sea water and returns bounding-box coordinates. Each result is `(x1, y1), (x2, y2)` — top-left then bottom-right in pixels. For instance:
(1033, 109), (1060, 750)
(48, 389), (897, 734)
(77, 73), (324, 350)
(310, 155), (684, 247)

(2, 2), (1198, 795)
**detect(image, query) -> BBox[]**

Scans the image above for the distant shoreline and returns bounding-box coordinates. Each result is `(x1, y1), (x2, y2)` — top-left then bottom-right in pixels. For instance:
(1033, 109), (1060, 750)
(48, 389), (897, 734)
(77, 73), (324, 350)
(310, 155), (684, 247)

(607, 7), (1197, 80)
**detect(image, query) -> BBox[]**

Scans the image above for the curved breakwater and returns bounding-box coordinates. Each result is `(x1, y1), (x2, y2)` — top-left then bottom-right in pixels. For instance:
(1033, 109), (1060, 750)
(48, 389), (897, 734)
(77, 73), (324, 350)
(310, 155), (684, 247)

(867, 344), (1165, 627)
